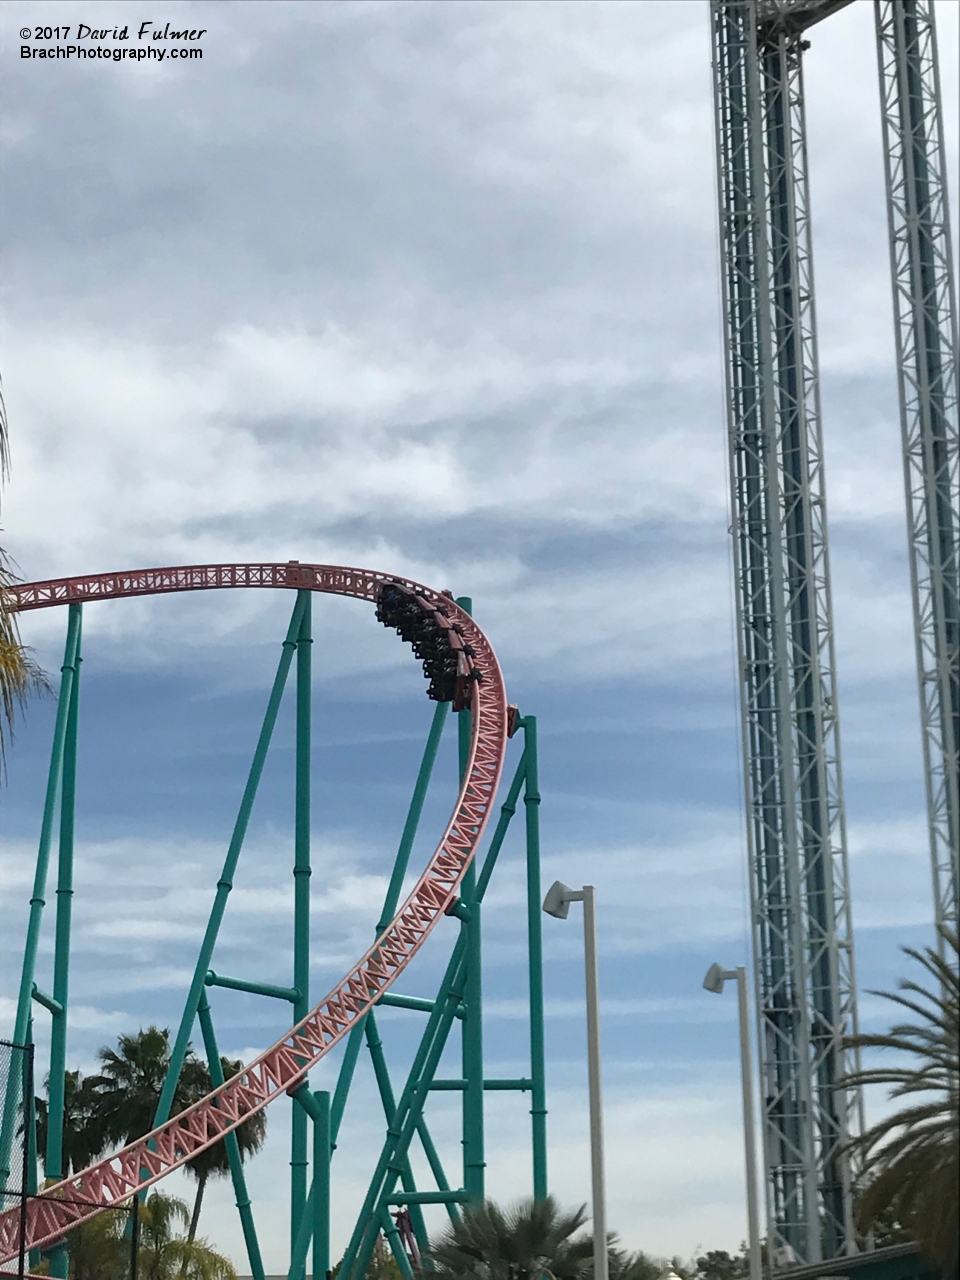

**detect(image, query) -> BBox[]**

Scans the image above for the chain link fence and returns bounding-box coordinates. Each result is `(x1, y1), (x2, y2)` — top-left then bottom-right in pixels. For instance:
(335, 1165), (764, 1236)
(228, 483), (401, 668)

(0, 1039), (33, 1280)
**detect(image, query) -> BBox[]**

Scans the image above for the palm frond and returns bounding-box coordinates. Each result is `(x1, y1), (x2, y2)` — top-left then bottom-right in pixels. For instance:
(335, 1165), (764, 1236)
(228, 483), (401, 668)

(842, 927), (958, 1274)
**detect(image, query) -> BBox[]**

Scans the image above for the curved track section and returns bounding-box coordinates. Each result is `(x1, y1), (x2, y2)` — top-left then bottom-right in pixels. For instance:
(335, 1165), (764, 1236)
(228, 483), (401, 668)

(0, 563), (508, 1262)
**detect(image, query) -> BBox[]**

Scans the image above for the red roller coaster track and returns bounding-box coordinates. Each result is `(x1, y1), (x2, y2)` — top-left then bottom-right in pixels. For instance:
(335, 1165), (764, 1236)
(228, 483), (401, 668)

(0, 563), (509, 1263)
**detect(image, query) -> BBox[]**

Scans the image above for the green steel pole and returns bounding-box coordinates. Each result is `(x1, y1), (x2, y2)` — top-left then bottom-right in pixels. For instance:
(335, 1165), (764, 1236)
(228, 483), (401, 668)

(522, 716), (548, 1199)
(363, 1012), (429, 1250)
(456, 598), (484, 1204)
(26, 1018), (39, 1272)
(378, 699), (449, 932)
(45, 612), (82, 1280)
(330, 1022), (364, 1143)
(288, 1085), (332, 1280)
(348, 753), (528, 1277)
(196, 994), (266, 1280)
(0, 608), (81, 1190)
(46, 615), (82, 1187)
(291, 593), (312, 1255)
(381, 1205), (415, 1280)
(25, 1018), (38, 1198)
(331, 699), (450, 1134)
(313, 1092), (331, 1280)
(353, 953), (469, 1280)
(341, 935), (467, 1280)
(153, 592), (309, 1132)
(476, 752), (526, 901)
(290, 701), (455, 1279)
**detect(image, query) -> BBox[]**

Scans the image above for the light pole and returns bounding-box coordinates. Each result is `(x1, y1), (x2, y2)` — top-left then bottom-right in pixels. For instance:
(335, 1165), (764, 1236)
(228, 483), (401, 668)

(703, 963), (762, 1280)
(543, 881), (607, 1280)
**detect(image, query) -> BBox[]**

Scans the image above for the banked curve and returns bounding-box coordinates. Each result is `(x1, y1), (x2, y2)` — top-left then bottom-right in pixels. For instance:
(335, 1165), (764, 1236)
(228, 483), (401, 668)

(0, 563), (509, 1261)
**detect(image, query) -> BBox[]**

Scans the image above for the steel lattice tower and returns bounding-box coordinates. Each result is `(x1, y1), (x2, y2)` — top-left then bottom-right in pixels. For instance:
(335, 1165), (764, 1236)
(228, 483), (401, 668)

(713, 0), (958, 1263)
(711, 0), (861, 1262)
(875, 0), (960, 936)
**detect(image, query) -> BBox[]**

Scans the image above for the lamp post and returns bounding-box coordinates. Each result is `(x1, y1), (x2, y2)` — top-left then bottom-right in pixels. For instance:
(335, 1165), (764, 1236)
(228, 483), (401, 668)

(543, 881), (607, 1280)
(702, 963), (762, 1280)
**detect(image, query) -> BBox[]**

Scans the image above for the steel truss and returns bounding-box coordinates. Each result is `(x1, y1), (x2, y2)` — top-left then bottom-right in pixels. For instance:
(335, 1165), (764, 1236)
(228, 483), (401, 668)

(1, 571), (546, 1280)
(875, 0), (960, 935)
(711, 0), (860, 1262)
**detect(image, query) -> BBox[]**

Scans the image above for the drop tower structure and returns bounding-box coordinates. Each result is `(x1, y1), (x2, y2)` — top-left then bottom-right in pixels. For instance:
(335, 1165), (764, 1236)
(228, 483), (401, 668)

(710, 0), (958, 1265)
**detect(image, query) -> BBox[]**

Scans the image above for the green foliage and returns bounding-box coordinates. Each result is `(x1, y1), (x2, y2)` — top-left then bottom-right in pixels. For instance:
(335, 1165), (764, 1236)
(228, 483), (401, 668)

(694, 1251), (747, 1280)
(32, 1193), (235, 1280)
(0, 380), (51, 773)
(331, 1235), (402, 1280)
(608, 1247), (667, 1280)
(36, 1026), (267, 1231)
(35, 1070), (106, 1177)
(91, 1027), (193, 1148)
(61, 1206), (130, 1280)
(844, 927), (959, 1275)
(428, 1196), (593, 1280)
(135, 1191), (237, 1280)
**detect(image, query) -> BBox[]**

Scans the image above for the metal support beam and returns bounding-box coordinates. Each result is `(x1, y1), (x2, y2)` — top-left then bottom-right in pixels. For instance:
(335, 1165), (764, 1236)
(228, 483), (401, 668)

(45, 610), (83, 1280)
(456, 598), (485, 1205)
(875, 0), (960, 935)
(711, 1), (860, 1260)
(522, 715), (548, 1199)
(197, 994), (265, 1280)
(756, 0), (853, 37)
(291, 594), (312, 1256)
(152, 592), (308, 1133)
(0, 608), (82, 1192)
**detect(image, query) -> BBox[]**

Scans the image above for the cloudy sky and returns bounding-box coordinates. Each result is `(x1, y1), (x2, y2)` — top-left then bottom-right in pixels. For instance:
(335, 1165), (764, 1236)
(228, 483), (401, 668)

(1, 0), (957, 1273)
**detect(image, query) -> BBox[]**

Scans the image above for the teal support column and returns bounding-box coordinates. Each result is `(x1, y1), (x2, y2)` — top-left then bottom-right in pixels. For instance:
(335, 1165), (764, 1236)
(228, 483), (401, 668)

(26, 1018), (39, 1271)
(456, 597), (484, 1204)
(45, 608), (82, 1280)
(25, 1018), (38, 1198)
(522, 716), (548, 1199)
(341, 935), (468, 1280)
(288, 1085), (331, 1280)
(289, 699), (454, 1280)
(381, 1205), (414, 1280)
(0, 607), (82, 1190)
(330, 698), (450, 1139)
(46, 611), (82, 1188)
(313, 1092), (330, 1280)
(461, 870), (484, 1202)
(153, 592), (309, 1133)
(291, 593), (312, 1254)
(378, 698), (449, 932)
(197, 994), (265, 1280)
(363, 1013), (429, 1250)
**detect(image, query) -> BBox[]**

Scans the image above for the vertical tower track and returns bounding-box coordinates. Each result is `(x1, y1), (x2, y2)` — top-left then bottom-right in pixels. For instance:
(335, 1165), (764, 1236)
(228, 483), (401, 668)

(875, 0), (960, 936)
(711, 0), (860, 1260)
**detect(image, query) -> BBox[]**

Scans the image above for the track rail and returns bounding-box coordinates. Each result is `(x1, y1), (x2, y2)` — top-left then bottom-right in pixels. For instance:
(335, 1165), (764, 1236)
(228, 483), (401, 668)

(0, 563), (508, 1262)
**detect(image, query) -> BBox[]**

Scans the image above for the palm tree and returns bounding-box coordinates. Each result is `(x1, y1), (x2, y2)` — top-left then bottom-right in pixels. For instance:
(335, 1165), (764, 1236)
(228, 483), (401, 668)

(91, 1026), (179, 1146)
(90, 1027), (198, 1148)
(60, 1204), (131, 1280)
(178, 1055), (267, 1241)
(136, 1191), (237, 1280)
(0, 377), (48, 770)
(428, 1196), (594, 1280)
(843, 927), (958, 1276)
(35, 1069), (108, 1178)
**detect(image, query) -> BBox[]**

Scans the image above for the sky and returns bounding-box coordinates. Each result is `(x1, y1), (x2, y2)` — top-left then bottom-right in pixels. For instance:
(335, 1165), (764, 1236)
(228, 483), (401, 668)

(1, 0), (958, 1273)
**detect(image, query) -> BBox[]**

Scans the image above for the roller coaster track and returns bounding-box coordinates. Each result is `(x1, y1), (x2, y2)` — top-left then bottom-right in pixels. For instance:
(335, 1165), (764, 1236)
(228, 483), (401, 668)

(0, 563), (508, 1263)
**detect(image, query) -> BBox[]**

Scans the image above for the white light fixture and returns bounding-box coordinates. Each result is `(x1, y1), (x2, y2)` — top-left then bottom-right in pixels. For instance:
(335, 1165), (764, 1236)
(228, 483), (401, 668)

(703, 962), (762, 1280)
(543, 880), (607, 1280)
